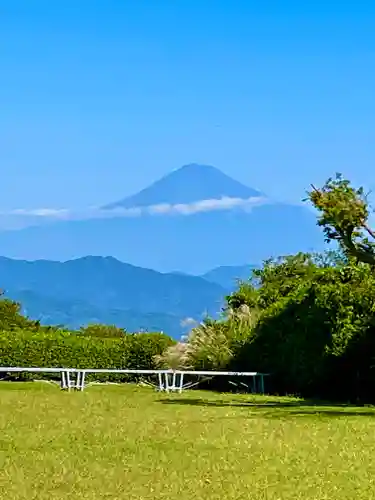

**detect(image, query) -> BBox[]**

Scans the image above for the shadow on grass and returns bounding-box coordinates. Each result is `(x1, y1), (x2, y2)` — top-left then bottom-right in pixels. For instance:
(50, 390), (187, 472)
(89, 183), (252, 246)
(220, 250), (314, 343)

(159, 398), (375, 418)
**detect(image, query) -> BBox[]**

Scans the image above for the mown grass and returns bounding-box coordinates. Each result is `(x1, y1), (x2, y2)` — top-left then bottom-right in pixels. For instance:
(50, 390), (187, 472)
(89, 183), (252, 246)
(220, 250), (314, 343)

(1, 383), (375, 499)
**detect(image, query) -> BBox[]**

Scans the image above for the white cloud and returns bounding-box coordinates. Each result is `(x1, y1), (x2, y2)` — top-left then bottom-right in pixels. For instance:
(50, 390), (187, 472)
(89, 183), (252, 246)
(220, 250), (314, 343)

(0, 196), (268, 229)
(4, 196), (268, 219)
(9, 208), (70, 217)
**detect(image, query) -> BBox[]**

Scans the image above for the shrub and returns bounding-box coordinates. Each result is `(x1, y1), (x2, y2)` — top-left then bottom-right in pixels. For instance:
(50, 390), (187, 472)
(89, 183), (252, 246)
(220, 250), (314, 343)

(232, 255), (375, 401)
(0, 329), (175, 382)
(154, 342), (190, 370)
(155, 305), (259, 374)
(78, 323), (127, 338)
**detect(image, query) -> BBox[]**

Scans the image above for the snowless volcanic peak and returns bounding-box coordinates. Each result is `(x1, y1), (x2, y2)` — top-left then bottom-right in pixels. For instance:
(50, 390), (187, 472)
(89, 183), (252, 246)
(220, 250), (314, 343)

(103, 163), (263, 209)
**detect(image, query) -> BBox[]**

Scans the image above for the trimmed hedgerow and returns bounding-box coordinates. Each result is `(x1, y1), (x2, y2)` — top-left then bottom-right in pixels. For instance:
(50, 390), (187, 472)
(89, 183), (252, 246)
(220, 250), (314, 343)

(0, 329), (175, 382)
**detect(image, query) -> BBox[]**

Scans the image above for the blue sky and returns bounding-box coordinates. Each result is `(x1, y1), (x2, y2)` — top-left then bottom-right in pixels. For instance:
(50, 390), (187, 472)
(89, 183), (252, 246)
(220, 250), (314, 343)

(2, 0), (375, 210)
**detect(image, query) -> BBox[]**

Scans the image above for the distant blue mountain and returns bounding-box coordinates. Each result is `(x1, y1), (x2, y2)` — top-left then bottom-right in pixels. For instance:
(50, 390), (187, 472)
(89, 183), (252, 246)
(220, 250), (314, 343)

(0, 256), (227, 338)
(0, 164), (324, 273)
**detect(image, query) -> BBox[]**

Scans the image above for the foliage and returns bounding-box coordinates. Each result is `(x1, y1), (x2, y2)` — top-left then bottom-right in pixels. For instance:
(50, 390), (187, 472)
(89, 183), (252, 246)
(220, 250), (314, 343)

(183, 319), (234, 370)
(232, 254), (375, 401)
(307, 173), (375, 266)
(0, 328), (175, 381)
(154, 342), (190, 370)
(170, 245), (375, 401)
(156, 306), (259, 373)
(78, 323), (127, 338)
(227, 251), (347, 312)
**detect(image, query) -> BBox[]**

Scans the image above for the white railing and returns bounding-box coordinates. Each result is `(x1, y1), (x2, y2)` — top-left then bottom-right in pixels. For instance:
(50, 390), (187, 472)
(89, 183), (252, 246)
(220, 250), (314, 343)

(0, 367), (268, 393)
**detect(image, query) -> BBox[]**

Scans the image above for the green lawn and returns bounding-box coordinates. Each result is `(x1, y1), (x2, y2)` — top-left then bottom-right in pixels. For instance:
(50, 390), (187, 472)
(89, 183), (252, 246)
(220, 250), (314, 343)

(1, 383), (375, 499)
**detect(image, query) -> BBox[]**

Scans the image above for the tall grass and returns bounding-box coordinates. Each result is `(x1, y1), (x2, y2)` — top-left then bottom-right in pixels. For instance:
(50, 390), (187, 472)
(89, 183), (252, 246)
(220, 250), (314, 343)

(156, 305), (259, 370)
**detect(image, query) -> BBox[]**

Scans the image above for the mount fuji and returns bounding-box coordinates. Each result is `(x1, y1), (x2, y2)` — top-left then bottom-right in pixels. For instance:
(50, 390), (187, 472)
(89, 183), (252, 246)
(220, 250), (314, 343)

(104, 163), (262, 209)
(0, 164), (323, 274)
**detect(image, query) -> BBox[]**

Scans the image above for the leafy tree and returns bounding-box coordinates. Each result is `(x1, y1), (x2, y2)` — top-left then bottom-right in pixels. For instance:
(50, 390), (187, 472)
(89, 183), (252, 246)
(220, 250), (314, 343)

(79, 323), (127, 338)
(0, 291), (43, 332)
(226, 280), (259, 311)
(307, 173), (375, 266)
(226, 252), (344, 313)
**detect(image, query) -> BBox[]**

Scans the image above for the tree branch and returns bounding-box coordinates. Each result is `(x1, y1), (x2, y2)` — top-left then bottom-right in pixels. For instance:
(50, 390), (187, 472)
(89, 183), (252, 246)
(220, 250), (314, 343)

(363, 223), (375, 240)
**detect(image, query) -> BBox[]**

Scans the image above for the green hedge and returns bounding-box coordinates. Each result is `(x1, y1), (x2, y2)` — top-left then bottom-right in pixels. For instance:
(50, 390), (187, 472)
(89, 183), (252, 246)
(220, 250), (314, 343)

(231, 260), (375, 402)
(0, 329), (175, 382)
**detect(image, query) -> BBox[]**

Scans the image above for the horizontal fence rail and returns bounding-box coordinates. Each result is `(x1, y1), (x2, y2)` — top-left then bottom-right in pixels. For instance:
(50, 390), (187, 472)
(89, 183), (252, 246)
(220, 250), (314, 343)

(0, 367), (269, 393)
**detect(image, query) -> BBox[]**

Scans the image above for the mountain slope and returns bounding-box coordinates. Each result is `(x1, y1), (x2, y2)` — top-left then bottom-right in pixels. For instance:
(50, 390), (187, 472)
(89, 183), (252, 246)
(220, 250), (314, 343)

(0, 256), (227, 337)
(103, 163), (262, 209)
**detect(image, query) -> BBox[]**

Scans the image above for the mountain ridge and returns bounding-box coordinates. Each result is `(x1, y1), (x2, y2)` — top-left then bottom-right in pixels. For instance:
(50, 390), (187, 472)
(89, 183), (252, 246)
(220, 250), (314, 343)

(0, 255), (229, 338)
(103, 163), (263, 209)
